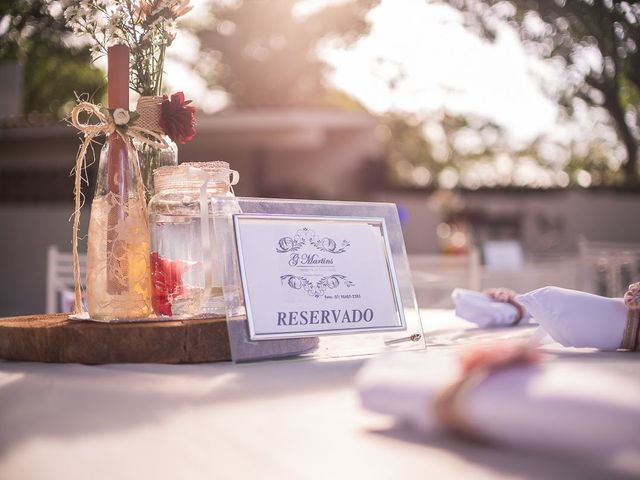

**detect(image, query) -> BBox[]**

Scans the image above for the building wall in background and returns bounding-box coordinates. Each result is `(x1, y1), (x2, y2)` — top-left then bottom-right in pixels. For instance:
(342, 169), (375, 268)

(1, 189), (639, 316)
(377, 189), (640, 254)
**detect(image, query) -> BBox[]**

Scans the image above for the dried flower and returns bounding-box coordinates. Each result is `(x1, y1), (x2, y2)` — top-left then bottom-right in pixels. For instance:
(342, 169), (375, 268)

(160, 92), (196, 144)
(172, 0), (193, 18)
(112, 108), (130, 125)
(65, 0), (192, 95)
(151, 252), (185, 316)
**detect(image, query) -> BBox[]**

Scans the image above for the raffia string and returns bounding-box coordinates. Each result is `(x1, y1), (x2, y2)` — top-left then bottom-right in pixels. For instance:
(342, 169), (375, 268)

(483, 287), (525, 326)
(433, 343), (540, 441)
(69, 100), (167, 314)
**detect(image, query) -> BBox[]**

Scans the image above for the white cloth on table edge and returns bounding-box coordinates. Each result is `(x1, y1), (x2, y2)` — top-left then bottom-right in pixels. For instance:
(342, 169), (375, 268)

(356, 351), (640, 468)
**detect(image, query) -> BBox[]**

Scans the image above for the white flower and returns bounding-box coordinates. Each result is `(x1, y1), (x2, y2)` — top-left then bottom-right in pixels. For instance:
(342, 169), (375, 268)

(113, 108), (130, 126)
(63, 6), (78, 22)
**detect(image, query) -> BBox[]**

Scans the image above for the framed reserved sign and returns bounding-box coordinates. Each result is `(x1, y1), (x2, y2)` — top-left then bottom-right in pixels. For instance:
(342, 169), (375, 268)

(234, 215), (406, 340)
(226, 198), (424, 362)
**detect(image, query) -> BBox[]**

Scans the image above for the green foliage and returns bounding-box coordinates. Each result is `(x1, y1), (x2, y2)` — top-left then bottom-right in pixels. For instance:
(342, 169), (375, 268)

(382, 109), (625, 190)
(440, 0), (640, 185)
(22, 42), (105, 116)
(0, 0), (104, 117)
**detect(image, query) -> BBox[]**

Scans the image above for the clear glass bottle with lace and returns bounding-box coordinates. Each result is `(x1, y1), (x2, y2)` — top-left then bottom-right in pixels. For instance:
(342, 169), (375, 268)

(148, 161), (243, 317)
(86, 133), (153, 319)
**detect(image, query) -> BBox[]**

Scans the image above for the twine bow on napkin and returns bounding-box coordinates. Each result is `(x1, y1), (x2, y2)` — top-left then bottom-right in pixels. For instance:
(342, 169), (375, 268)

(483, 288), (525, 326)
(433, 343), (541, 441)
(68, 98), (167, 314)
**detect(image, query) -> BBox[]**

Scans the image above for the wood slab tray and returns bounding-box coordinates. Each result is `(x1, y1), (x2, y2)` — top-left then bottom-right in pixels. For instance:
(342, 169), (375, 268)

(0, 313), (232, 364)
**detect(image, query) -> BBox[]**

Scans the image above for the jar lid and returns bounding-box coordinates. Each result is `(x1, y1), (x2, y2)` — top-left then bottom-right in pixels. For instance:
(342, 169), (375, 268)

(153, 162), (239, 194)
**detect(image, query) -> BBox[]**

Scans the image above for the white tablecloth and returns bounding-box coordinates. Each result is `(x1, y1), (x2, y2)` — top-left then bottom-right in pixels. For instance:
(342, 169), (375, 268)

(1, 310), (638, 480)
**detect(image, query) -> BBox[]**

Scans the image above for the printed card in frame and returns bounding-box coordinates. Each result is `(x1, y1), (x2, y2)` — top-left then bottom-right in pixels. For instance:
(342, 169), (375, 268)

(224, 198), (425, 362)
(234, 215), (407, 340)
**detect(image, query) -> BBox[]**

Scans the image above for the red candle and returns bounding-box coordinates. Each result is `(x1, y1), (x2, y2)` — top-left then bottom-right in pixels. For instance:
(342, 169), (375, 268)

(106, 44), (130, 294)
(108, 44), (129, 109)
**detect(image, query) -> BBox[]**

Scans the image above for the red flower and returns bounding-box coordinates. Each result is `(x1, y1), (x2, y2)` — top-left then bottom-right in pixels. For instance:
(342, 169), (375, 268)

(160, 92), (196, 144)
(151, 252), (186, 316)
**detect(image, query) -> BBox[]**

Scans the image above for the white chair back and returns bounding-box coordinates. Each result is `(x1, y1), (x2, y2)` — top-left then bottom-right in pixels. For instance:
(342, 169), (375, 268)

(409, 249), (481, 308)
(46, 245), (86, 313)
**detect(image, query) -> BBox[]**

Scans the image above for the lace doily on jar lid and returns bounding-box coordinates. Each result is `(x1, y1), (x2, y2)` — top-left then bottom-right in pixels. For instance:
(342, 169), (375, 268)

(182, 161), (239, 186)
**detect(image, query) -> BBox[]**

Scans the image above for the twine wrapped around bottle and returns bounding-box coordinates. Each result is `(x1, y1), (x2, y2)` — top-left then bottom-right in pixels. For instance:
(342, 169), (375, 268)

(69, 98), (167, 314)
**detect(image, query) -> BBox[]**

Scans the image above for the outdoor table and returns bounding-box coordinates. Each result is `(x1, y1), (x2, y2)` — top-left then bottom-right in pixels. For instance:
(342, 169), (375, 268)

(0, 310), (637, 480)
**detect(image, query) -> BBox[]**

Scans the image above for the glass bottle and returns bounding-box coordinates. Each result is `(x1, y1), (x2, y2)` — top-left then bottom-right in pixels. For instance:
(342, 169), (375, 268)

(86, 133), (153, 319)
(148, 161), (243, 317)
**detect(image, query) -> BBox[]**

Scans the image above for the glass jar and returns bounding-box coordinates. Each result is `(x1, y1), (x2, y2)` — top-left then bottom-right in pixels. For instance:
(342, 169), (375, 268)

(136, 136), (178, 202)
(86, 133), (153, 320)
(148, 161), (243, 317)
(131, 96), (179, 202)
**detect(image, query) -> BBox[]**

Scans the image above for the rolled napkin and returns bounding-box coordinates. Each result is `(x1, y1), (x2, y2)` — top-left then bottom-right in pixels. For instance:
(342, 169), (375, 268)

(357, 347), (640, 465)
(452, 288), (532, 327)
(516, 286), (632, 351)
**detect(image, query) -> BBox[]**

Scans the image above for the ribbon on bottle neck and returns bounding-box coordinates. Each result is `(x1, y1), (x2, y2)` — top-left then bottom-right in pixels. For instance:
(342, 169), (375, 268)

(69, 100), (168, 314)
(187, 165), (239, 311)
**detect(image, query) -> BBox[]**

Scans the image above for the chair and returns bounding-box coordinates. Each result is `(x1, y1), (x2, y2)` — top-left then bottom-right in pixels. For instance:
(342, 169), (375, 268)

(409, 248), (481, 308)
(578, 237), (640, 298)
(46, 245), (86, 313)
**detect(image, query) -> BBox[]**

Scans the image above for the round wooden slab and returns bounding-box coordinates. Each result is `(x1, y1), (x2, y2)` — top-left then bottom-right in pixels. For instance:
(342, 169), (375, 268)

(0, 313), (232, 364)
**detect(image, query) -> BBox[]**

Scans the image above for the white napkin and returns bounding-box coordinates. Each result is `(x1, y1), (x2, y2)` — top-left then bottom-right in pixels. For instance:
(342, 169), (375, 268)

(357, 352), (640, 464)
(516, 286), (628, 350)
(452, 288), (532, 327)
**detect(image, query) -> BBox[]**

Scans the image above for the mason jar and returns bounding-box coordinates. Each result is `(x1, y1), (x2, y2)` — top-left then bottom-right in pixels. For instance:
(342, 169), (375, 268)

(148, 161), (243, 317)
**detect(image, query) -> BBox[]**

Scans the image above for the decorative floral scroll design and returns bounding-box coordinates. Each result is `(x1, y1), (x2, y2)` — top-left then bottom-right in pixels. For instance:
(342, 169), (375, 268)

(280, 274), (355, 298)
(276, 227), (350, 254)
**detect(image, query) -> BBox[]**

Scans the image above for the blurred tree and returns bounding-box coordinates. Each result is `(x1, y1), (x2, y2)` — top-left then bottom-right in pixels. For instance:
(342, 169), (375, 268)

(383, 109), (624, 190)
(439, 0), (640, 185)
(0, 0), (104, 117)
(384, 111), (541, 189)
(196, 0), (379, 108)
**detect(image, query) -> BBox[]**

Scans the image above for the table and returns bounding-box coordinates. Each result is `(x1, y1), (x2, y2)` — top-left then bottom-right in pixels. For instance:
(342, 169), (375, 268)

(1, 310), (638, 480)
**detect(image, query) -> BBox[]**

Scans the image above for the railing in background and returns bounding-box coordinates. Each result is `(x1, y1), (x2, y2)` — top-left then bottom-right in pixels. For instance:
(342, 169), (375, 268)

(578, 237), (640, 298)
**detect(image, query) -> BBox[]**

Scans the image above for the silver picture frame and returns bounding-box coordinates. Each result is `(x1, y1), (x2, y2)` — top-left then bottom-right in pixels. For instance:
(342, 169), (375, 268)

(233, 214), (408, 340)
(223, 197), (425, 362)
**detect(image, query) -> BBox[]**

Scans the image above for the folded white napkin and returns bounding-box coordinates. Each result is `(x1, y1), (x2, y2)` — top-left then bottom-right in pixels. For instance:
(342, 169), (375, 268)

(516, 287), (627, 350)
(357, 352), (640, 464)
(452, 288), (532, 327)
